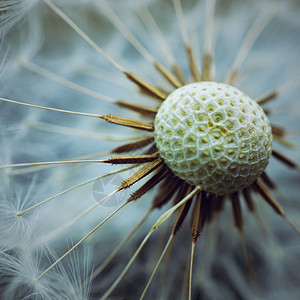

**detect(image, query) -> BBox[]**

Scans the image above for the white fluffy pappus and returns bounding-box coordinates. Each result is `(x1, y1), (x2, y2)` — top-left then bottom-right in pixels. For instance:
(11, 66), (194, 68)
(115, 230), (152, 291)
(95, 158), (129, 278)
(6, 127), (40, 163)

(0, 247), (92, 300)
(0, 0), (300, 299)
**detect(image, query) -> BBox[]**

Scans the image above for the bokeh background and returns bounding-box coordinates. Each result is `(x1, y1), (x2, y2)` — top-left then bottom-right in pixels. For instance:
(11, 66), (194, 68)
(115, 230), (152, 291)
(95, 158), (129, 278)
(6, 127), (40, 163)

(0, 0), (300, 299)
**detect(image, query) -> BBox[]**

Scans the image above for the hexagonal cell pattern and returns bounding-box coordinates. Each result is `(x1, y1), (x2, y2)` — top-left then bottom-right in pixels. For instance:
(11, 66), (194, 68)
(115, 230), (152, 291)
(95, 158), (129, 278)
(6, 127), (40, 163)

(154, 82), (273, 195)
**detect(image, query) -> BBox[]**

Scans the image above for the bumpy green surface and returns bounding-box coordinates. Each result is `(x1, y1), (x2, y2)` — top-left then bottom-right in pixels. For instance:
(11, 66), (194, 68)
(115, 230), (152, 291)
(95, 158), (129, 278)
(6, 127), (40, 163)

(154, 82), (273, 195)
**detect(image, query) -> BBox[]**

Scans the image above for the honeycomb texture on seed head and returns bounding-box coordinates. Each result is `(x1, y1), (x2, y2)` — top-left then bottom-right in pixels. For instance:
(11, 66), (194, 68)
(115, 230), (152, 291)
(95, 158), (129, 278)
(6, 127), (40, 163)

(154, 82), (273, 195)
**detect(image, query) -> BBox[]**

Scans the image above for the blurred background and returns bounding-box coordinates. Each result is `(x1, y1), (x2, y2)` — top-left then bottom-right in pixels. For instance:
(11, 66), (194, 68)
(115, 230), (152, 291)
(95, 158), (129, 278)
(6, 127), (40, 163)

(0, 0), (299, 299)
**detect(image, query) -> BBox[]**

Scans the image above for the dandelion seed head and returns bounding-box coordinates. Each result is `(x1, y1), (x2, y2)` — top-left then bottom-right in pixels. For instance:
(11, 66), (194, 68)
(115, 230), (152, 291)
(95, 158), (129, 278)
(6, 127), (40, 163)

(154, 81), (272, 194)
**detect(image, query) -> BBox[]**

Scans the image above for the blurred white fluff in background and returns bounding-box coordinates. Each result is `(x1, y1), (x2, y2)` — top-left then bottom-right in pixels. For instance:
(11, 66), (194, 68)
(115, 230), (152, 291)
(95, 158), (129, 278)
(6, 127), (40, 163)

(0, 0), (300, 299)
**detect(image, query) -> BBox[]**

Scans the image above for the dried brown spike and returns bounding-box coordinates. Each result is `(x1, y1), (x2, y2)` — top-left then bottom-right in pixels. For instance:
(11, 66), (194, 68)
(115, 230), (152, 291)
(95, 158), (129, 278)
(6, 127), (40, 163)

(119, 158), (164, 190)
(171, 184), (192, 231)
(172, 63), (186, 85)
(151, 175), (182, 209)
(100, 114), (154, 132)
(226, 70), (237, 86)
(152, 178), (182, 209)
(273, 135), (296, 149)
(271, 124), (285, 137)
(111, 137), (154, 154)
(186, 46), (201, 82)
(202, 52), (212, 81)
(253, 180), (284, 216)
(256, 90), (278, 105)
(191, 191), (207, 231)
(260, 172), (276, 190)
(199, 192), (208, 225)
(272, 148), (299, 169)
(172, 195), (193, 236)
(242, 187), (255, 212)
(144, 144), (158, 154)
(116, 100), (157, 116)
(154, 61), (182, 88)
(231, 192), (243, 231)
(172, 182), (190, 206)
(210, 195), (225, 217)
(127, 167), (170, 203)
(207, 195), (225, 223)
(205, 194), (215, 224)
(103, 153), (159, 165)
(190, 191), (204, 243)
(124, 71), (168, 100)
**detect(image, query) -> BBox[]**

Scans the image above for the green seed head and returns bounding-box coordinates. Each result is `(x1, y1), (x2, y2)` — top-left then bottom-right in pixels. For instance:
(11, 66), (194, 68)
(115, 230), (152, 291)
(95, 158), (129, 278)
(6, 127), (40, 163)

(154, 82), (273, 195)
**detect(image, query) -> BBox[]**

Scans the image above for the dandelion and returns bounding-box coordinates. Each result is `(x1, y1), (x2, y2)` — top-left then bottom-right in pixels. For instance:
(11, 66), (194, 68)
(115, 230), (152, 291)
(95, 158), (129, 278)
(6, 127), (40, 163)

(0, 0), (300, 299)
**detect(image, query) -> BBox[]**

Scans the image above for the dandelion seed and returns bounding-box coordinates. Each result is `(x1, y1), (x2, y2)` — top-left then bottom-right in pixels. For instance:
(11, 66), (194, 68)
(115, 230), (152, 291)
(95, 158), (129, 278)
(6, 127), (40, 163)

(0, 0), (300, 299)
